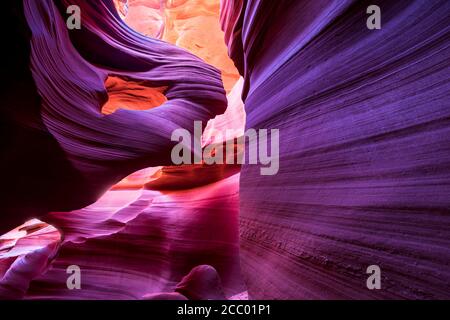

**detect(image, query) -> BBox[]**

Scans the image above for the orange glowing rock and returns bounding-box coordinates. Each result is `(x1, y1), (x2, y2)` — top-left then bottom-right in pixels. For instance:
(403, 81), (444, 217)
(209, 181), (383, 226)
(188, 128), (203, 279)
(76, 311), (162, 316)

(111, 167), (162, 190)
(102, 76), (167, 115)
(117, 0), (240, 92)
(120, 0), (164, 37)
(113, 0), (128, 19)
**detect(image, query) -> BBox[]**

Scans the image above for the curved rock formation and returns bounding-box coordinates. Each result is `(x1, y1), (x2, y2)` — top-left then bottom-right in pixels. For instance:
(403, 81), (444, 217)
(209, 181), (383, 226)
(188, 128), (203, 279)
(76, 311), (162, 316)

(28, 174), (244, 299)
(175, 265), (226, 300)
(0, 219), (60, 299)
(1, 0), (245, 300)
(2, 0), (227, 233)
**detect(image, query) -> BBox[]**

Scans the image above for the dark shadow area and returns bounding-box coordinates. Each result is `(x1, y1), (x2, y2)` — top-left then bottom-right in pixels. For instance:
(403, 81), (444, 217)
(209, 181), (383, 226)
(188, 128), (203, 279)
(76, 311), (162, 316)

(0, 1), (92, 235)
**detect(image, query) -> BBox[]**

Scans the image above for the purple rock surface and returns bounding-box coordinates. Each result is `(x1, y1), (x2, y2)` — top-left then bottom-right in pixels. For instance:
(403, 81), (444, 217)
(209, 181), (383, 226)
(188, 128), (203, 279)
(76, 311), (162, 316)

(222, 0), (450, 299)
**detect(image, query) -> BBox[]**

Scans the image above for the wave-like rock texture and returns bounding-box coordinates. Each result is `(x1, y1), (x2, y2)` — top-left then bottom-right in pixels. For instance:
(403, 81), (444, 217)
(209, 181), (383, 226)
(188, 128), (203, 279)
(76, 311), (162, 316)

(40, 174), (244, 299)
(0, 220), (60, 299)
(4, 0), (450, 300)
(1, 0), (227, 233)
(0, 158), (245, 299)
(222, 0), (450, 299)
(0, 174), (244, 299)
(2, 0), (246, 299)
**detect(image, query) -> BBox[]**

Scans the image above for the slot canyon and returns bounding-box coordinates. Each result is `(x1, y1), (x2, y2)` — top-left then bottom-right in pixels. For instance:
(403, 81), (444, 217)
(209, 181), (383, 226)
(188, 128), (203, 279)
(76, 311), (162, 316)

(1, 0), (449, 300)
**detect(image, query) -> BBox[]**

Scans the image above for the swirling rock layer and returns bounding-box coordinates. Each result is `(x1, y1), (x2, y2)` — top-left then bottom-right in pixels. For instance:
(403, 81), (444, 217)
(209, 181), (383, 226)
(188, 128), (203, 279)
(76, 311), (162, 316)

(2, 0), (246, 299)
(23, 175), (244, 299)
(2, 0), (227, 233)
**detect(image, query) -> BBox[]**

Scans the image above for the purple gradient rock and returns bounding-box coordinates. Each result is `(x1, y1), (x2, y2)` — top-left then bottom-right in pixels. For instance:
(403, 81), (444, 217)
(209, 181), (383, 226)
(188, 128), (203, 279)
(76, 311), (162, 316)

(221, 0), (450, 299)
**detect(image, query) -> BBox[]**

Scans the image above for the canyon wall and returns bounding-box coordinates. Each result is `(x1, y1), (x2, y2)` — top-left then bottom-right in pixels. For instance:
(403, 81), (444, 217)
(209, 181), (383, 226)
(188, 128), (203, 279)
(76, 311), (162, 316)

(221, 0), (450, 299)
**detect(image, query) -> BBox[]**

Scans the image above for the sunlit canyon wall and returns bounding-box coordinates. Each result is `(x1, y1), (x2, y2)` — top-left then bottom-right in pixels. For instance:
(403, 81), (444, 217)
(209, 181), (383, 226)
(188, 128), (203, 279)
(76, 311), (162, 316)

(1, 0), (450, 299)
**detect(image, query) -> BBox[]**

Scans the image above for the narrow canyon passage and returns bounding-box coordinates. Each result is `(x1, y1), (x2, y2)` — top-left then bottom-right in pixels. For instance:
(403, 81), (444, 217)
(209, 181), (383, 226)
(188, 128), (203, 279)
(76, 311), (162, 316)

(1, 0), (449, 300)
